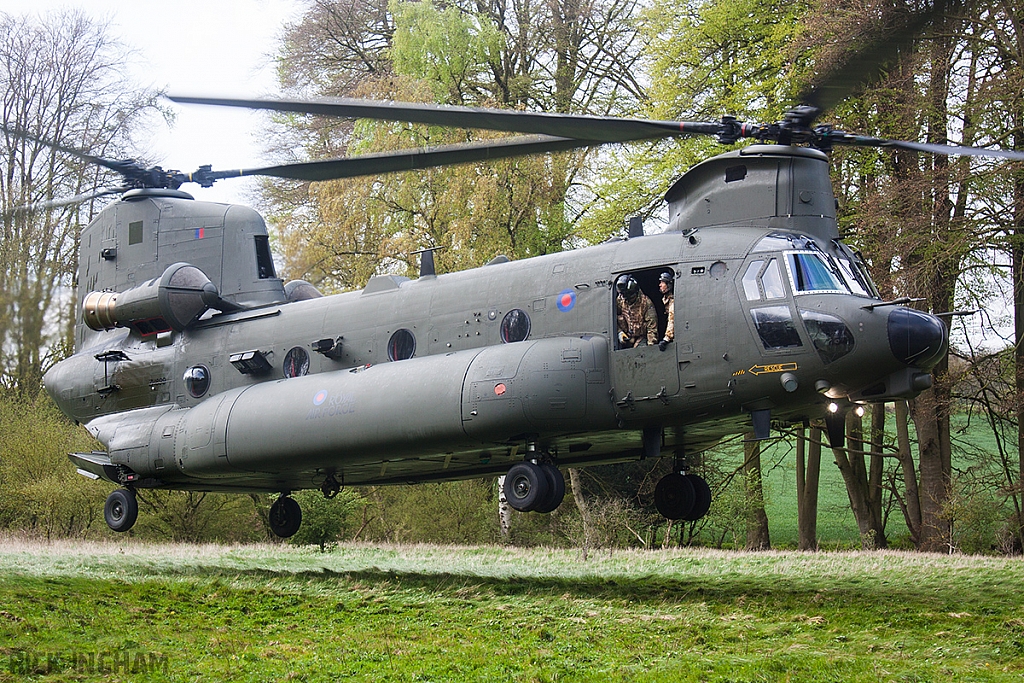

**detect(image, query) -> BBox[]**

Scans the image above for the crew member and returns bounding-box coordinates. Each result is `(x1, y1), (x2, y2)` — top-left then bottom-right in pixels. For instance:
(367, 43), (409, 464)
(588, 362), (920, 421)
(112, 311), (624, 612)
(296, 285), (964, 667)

(616, 275), (657, 348)
(658, 271), (675, 351)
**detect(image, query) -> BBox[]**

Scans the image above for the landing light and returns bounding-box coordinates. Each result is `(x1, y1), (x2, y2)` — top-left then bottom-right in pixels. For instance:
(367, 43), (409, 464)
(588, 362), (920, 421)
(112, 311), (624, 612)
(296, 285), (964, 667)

(827, 402), (839, 413)
(854, 405), (866, 417)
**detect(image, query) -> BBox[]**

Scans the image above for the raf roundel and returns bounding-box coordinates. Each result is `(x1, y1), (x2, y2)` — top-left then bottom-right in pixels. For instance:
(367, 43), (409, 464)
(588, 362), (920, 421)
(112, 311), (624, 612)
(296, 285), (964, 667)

(313, 390), (328, 406)
(556, 289), (576, 312)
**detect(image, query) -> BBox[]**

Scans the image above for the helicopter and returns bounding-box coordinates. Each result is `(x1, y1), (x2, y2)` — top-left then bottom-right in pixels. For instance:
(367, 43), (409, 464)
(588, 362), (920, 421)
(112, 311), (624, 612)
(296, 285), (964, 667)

(21, 14), (1024, 537)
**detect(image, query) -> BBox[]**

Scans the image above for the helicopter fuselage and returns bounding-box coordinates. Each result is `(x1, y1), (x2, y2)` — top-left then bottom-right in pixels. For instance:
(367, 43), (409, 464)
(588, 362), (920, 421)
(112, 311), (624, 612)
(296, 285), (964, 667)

(43, 145), (946, 512)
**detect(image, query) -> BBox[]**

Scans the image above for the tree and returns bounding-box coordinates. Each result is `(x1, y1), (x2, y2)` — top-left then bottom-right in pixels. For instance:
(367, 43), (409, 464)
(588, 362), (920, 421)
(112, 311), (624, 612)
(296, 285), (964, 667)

(264, 0), (647, 292)
(578, 0), (809, 238)
(795, 425), (822, 550)
(0, 9), (159, 394)
(830, 410), (887, 549)
(743, 437), (771, 550)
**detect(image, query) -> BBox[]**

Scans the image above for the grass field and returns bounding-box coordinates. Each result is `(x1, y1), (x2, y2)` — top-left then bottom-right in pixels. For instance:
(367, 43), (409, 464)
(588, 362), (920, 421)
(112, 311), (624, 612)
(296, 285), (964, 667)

(1, 539), (1023, 681)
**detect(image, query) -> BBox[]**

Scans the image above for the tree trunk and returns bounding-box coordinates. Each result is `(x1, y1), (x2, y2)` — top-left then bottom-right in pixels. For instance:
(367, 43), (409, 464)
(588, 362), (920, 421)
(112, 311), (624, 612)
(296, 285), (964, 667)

(796, 425), (821, 551)
(867, 404), (887, 540)
(743, 436), (770, 550)
(1013, 115), (1024, 553)
(568, 468), (591, 558)
(832, 411), (887, 549)
(894, 400), (923, 546)
(496, 475), (512, 542)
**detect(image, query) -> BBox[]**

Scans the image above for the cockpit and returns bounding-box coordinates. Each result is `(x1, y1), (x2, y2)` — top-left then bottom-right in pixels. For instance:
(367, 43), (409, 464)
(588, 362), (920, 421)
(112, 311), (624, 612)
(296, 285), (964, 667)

(741, 232), (876, 365)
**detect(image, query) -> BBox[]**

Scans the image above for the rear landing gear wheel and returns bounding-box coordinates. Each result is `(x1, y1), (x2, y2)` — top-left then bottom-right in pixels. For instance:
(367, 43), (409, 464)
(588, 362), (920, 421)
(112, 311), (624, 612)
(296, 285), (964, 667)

(534, 464), (565, 513)
(504, 462), (550, 512)
(654, 472), (695, 520)
(104, 488), (138, 533)
(269, 496), (302, 538)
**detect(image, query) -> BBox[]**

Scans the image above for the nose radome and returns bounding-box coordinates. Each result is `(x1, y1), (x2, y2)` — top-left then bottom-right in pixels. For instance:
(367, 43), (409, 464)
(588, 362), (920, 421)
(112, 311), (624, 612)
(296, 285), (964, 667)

(887, 308), (947, 370)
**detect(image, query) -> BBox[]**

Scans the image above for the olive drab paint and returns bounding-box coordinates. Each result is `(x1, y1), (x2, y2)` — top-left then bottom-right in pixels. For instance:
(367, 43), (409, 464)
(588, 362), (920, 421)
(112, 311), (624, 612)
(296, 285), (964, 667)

(44, 145), (947, 531)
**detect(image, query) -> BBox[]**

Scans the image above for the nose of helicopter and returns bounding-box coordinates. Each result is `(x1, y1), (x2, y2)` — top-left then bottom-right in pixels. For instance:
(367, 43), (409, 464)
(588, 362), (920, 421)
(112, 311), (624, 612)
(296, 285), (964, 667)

(887, 307), (947, 370)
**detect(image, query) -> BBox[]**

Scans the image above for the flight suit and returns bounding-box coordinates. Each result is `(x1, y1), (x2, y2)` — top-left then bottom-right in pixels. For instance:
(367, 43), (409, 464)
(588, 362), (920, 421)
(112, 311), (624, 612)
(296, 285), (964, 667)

(662, 291), (674, 343)
(617, 293), (658, 348)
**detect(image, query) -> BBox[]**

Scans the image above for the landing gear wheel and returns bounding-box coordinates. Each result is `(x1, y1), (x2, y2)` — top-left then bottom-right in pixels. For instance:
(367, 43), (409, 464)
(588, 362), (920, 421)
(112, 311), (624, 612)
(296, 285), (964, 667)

(504, 462), (550, 512)
(683, 474), (712, 521)
(534, 464), (566, 513)
(104, 489), (138, 533)
(269, 496), (302, 538)
(654, 472), (695, 520)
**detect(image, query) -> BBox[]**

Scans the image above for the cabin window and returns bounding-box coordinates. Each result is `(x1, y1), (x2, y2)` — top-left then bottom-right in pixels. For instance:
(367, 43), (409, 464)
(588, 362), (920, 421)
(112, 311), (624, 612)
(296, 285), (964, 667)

(387, 329), (416, 361)
(184, 365), (211, 398)
(283, 346), (310, 377)
(500, 309), (531, 343)
(128, 221), (143, 245)
(255, 235), (276, 279)
(750, 306), (802, 350)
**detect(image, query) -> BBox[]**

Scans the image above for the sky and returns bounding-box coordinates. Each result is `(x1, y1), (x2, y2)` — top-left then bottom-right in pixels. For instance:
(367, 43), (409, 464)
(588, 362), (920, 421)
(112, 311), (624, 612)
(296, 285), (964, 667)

(3, 0), (305, 205)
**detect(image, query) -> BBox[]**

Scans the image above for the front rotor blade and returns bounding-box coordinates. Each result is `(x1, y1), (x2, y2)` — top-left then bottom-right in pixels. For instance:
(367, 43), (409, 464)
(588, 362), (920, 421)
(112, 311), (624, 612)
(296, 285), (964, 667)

(799, 2), (941, 114)
(829, 131), (1024, 160)
(881, 139), (1024, 160)
(237, 135), (602, 181)
(170, 95), (709, 144)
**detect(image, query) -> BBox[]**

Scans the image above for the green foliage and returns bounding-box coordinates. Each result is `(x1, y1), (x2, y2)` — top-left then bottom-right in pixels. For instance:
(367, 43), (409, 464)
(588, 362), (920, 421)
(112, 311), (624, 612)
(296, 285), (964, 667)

(0, 393), (106, 538)
(289, 489), (360, 551)
(389, 0), (503, 104)
(132, 491), (267, 544)
(357, 479), (498, 544)
(578, 0), (809, 240)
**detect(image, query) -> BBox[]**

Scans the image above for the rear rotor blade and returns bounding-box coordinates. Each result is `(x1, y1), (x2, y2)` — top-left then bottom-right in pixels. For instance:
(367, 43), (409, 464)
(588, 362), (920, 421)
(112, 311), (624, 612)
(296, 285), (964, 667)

(170, 95), (710, 144)
(3, 186), (127, 219)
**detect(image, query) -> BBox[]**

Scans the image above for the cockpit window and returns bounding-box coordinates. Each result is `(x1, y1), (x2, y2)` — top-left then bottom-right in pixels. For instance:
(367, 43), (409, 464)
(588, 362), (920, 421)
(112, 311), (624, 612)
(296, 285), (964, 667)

(742, 261), (763, 301)
(762, 259), (786, 299)
(832, 241), (878, 298)
(750, 306), (803, 349)
(786, 252), (846, 294)
(742, 259), (787, 301)
(752, 232), (816, 252)
(834, 254), (872, 297)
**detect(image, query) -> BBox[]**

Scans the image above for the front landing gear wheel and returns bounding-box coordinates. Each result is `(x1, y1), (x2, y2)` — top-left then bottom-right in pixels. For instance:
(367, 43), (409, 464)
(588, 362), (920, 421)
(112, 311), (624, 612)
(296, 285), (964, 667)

(654, 472), (695, 520)
(684, 474), (712, 521)
(104, 489), (138, 533)
(269, 496), (302, 538)
(504, 462), (550, 512)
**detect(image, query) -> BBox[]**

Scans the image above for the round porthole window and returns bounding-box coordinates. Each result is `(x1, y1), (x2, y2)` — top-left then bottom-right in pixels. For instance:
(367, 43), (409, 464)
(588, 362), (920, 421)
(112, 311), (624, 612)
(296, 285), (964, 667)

(283, 346), (310, 378)
(500, 309), (531, 343)
(388, 329), (416, 361)
(183, 365), (210, 398)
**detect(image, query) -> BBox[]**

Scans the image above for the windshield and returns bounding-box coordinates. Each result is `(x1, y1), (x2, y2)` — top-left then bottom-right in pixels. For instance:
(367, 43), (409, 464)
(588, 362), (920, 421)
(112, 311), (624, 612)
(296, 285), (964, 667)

(786, 251), (846, 294)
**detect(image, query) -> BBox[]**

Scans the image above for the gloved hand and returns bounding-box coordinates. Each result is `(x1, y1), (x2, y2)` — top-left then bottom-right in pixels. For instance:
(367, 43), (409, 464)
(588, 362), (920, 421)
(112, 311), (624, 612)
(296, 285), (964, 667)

(658, 339), (668, 351)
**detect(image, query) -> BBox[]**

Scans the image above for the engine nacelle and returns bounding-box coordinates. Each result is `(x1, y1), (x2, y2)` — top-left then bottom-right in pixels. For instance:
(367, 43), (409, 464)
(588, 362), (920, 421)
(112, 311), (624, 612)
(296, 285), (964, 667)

(83, 262), (221, 335)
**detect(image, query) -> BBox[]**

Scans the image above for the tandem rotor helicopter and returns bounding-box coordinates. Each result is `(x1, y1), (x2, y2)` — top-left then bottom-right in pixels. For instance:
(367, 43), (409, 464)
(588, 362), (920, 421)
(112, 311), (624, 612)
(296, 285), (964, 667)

(13, 7), (1023, 538)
